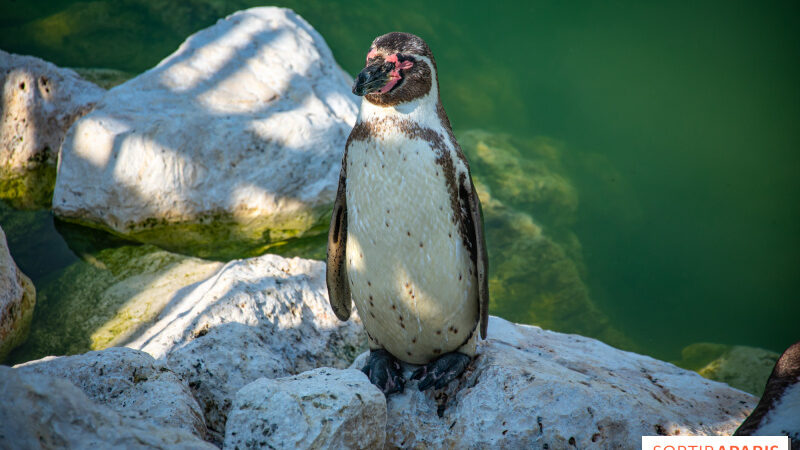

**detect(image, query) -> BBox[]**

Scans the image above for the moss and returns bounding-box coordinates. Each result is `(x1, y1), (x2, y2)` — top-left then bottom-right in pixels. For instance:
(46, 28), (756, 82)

(0, 164), (57, 210)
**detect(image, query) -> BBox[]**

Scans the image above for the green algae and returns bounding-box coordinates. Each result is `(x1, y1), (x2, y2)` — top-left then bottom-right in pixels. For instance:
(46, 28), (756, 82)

(0, 164), (57, 210)
(462, 130), (633, 350)
(6, 243), (222, 364)
(673, 342), (780, 396)
(55, 205), (333, 262)
(71, 67), (134, 89)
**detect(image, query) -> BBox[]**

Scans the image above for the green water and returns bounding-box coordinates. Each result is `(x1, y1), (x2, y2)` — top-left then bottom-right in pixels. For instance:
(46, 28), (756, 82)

(1, 1), (798, 363)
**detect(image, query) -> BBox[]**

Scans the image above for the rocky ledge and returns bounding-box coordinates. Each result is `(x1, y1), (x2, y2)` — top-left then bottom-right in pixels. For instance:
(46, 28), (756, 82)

(0, 252), (757, 448)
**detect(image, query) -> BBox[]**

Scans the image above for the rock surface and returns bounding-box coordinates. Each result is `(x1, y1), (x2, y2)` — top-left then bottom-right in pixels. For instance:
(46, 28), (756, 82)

(0, 50), (104, 209)
(223, 368), (386, 450)
(9, 244), (222, 363)
(53, 7), (358, 259)
(0, 366), (215, 450)
(351, 316), (756, 448)
(0, 225), (35, 362)
(0, 365), (216, 449)
(125, 254), (366, 443)
(14, 347), (207, 439)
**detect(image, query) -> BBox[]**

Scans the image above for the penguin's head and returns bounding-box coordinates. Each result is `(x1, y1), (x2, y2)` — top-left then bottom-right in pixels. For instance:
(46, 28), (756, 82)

(353, 32), (437, 107)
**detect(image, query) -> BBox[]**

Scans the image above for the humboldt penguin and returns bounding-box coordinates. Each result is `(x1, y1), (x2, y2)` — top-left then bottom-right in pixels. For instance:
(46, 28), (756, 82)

(734, 340), (800, 447)
(326, 32), (489, 395)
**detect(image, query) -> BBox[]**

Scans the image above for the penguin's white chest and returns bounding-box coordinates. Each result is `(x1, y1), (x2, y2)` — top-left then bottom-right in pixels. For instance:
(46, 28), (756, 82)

(345, 132), (477, 364)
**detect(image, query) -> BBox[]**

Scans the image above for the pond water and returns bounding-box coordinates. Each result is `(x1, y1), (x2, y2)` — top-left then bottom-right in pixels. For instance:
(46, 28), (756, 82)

(1, 0), (798, 363)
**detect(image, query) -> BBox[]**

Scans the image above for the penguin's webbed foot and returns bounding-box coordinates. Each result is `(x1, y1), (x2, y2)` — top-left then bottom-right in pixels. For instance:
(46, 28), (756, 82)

(362, 349), (405, 396)
(411, 352), (471, 391)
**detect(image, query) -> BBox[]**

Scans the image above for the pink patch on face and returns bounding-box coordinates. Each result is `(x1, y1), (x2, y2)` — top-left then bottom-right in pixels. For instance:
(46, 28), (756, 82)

(366, 48), (379, 63)
(377, 53), (414, 94)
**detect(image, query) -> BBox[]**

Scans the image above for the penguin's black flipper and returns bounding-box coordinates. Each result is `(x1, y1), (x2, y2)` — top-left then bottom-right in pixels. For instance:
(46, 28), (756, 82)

(460, 174), (489, 339)
(362, 349), (405, 396)
(326, 154), (351, 321)
(412, 352), (471, 391)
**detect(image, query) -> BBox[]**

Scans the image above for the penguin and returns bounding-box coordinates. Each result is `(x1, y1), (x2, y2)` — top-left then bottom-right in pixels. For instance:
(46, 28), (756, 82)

(734, 340), (800, 448)
(326, 32), (489, 395)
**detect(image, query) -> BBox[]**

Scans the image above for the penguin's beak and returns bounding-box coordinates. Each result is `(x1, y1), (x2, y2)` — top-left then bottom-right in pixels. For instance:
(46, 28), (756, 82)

(352, 62), (393, 96)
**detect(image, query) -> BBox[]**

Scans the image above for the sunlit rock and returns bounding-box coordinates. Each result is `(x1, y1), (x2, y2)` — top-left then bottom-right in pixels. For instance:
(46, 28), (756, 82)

(0, 50), (104, 209)
(14, 347), (207, 438)
(0, 225), (35, 362)
(674, 342), (780, 396)
(8, 244), (223, 363)
(223, 368), (385, 450)
(459, 130), (630, 349)
(351, 316), (756, 447)
(0, 366), (216, 449)
(53, 7), (358, 259)
(125, 254), (367, 443)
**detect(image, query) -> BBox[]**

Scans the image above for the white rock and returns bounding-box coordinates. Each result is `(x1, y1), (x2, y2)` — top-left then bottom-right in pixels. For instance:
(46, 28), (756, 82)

(53, 7), (358, 257)
(0, 225), (35, 361)
(0, 366), (216, 449)
(126, 254), (366, 442)
(14, 347), (207, 439)
(223, 368), (386, 450)
(351, 316), (757, 448)
(0, 50), (103, 172)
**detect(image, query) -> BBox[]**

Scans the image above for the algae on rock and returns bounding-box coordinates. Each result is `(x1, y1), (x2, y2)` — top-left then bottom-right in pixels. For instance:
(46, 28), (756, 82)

(1, 50), (104, 209)
(0, 165), (57, 210)
(674, 342), (780, 396)
(459, 130), (631, 350)
(7, 244), (221, 364)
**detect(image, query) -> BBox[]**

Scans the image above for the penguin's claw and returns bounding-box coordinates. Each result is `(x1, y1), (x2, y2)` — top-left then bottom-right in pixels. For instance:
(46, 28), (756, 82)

(362, 349), (405, 396)
(413, 352), (471, 391)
